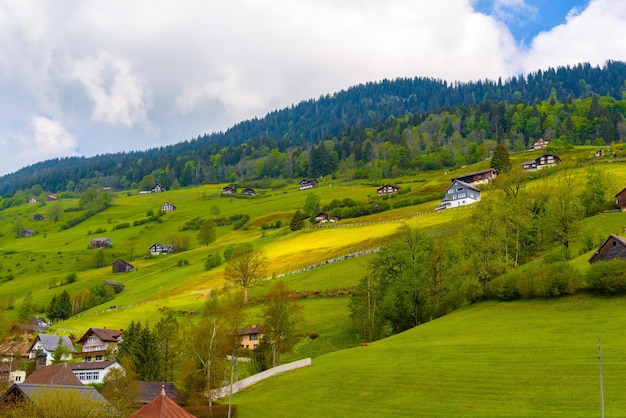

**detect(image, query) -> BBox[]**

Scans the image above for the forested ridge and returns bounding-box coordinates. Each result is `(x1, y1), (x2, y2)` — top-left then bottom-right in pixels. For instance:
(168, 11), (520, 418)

(2, 60), (626, 199)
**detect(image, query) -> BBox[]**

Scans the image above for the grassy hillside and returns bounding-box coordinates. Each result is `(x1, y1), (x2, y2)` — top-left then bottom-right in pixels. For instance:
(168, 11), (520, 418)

(233, 294), (626, 417)
(1, 146), (626, 417)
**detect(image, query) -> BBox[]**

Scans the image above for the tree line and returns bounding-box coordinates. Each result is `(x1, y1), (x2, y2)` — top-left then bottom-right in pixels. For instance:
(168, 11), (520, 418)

(349, 164), (618, 342)
(2, 61), (626, 198)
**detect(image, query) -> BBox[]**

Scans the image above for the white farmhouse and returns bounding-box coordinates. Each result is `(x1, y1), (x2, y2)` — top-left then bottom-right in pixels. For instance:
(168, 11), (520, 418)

(436, 180), (481, 210)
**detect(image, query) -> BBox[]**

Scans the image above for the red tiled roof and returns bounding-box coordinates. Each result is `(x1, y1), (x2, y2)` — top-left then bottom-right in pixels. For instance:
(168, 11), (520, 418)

(133, 386), (197, 418)
(23, 363), (83, 386)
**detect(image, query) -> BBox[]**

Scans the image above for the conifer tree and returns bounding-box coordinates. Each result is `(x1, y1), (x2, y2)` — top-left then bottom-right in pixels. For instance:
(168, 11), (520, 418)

(491, 142), (511, 173)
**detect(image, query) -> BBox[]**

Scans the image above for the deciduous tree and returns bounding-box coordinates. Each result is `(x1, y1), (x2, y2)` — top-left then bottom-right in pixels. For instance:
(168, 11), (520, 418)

(224, 244), (267, 304)
(197, 219), (217, 246)
(262, 281), (303, 367)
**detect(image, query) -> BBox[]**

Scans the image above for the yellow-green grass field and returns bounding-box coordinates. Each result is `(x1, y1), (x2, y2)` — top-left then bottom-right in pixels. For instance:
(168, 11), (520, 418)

(233, 294), (626, 417)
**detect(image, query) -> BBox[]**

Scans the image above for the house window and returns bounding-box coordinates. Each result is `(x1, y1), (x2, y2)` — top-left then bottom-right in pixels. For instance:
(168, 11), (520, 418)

(15, 375), (21, 382)
(249, 333), (259, 341)
(457, 187), (463, 192)
(85, 356), (92, 362)
(613, 241), (617, 246)
(76, 371), (100, 381)
(96, 355), (103, 361)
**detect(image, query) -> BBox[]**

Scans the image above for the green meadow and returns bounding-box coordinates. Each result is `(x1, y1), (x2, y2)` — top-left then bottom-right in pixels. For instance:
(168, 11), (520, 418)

(1, 147), (626, 416)
(233, 295), (626, 417)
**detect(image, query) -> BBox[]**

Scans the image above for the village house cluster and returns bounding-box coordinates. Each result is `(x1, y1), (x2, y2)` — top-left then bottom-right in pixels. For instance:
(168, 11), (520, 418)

(0, 323), (265, 416)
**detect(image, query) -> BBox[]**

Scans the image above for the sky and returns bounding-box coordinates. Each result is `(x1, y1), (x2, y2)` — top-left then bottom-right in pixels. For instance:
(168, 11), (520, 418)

(0, 0), (624, 177)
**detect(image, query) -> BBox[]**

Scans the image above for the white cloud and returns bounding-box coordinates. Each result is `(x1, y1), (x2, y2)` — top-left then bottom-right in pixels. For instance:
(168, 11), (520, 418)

(0, 117), (78, 174)
(521, 0), (626, 72)
(0, 0), (624, 177)
(67, 52), (149, 128)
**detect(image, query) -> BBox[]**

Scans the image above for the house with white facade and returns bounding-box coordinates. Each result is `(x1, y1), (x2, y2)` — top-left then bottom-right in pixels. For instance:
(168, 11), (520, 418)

(436, 180), (481, 211)
(28, 334), (76, 366)
(69, 360), (123, 384)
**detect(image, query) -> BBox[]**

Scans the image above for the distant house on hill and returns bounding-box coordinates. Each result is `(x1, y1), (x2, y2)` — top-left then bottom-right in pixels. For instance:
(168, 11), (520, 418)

(45, 194), (57, 202)
(161, 202), (176, 212)
(532, 138), (549, 150)
(222, 186), (235, 195)
(588, 234), (626, 264)
(90, 237), (111, 249)
(151, 184), (166, 193)
(242, 187), (256, 196)
(28, 197), (38, 204)
(314, 212), (339, 223)
(149, 243), (174, 255)
(435, 180), (481, 211)
(521, 154), (561, 172)
(104, 280), (125, 292)
(451, 168), (498, 186)
(299, 179), (318, 190)
(376, 185), (399, 195)
(20, 228), (36, 237)
(112, 259), (134, 273)
(595, 149), (605, 158)
(233, 325), (264, 350)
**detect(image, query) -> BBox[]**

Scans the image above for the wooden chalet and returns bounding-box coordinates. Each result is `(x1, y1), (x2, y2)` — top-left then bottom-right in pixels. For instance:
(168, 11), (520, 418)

(149, 243), (174, 255)
(222, 186), (235, 195)
(521, 154), (561, 172)
(161, 202), (176, 212)
(242, 187), (256, 196)
(76, 328), (123, 362)
(532, 138), (549, 150)
(588, 234), (626, 264)
(151, 184), (166, 193)
(451, 168), (497, 186)
(615, 188), (626, 211)
(376, 185), (399, 195)
(89, 237), (111, 249)
(299, 179), (318, 190)
(314, 212), (339, 223)
(112, 259), (134, 273)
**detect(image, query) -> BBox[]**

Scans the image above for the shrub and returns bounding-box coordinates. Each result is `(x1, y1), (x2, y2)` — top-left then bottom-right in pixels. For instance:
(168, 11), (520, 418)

(536, 262), (583, 297)
(113, 222), (130, 230)
(204, 253), (222, 270)
(586, 259), (626, 295)
(488, 270), (522, 300)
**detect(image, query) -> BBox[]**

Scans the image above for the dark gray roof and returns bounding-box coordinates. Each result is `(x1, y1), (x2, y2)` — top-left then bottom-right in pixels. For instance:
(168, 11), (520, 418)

(69, 360), (119, 371)
(2, 383), (111, 406)
(29, 334), (76, 353)
(450, 179), (481, 193)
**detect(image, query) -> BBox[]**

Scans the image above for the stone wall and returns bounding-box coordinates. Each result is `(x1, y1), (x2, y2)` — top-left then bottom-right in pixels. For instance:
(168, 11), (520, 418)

(213, 358), (312, 400)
